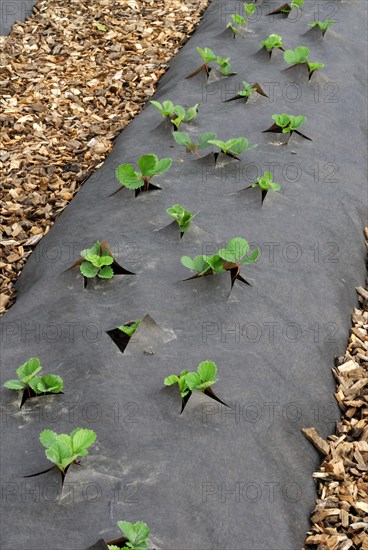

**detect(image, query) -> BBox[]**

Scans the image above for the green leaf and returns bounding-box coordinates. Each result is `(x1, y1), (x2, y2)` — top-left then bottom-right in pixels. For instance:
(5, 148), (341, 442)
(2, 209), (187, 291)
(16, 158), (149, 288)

(206, 254), (225, 273)
(309, 19), (333, 32)
(16, 357), (42, 383)
(284, 46), (309, 65)
(244, 3), (256, 16)
(307, 61), (325, 72)
(95, 23), (107, 31)
(197, 360), (217, 383)
(108, 546), (121, 550)
(232, 13), (245, 26)
(138, 154), (158, 177)
(289, 115), (306, 130)
(115, 164), (143, 188)
(118, 320), (142, 337)
(238, 81), (254, 97)
(80, 261), (99, 278)
(198, 132), (217, 149)
(181, 255), (208, 273)
(242, 248), (259, 265)
(183, 104), (199, 122)
(291, 0), (304, 7)
(81, 242), (100, 260)
(150, 100), (175, 117)
(117, 521), (149, 547)
(3, 379), (26, 391)
(272, 113), (291, 129)
(173, 131), (193, 148)
(29, 374), (63, 394)
(164, 374), (180, 386)
(207, 138), (251, 156)
(154, 157), (172, 176)
(219, 237), (249, 263)
(196, 47), (217, 63)
(97, 266), (114, 279)
(185, 372), (202, 391)
(71, 428), (97, 455)
(40, 429), (58, 448)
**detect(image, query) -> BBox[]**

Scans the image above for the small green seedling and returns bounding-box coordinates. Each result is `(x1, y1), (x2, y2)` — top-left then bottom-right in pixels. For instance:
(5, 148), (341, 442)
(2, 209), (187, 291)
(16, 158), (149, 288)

(181, 237), (259, 286)
(260, 34), (283, 52)
(80, 241), (114, 279)
(207, 137), (256, 158)
(39, 428), (96, 475)
(115, 154), (172, 194)
(167, 204), (195, 235)
(150, 101), (199, 129)
(172, 131), (216, 156)
(164, 370), (190, 398)
(3, 358), (63, 400)
(284, 46), (324, 76)
(187, 48), (236, 79)
(252, 171), (281, 192)
(243, 3), (256, 30)
(107, 520), (150, 550)
(165, 361), (217, 395)
(309, 19), (334, 35)
(281, 0), (304, 13)
(238, 81), (255, 98)
(272, 114), (306, 133)
(226, 14), (245, 37)
(118, 320), (141, 338)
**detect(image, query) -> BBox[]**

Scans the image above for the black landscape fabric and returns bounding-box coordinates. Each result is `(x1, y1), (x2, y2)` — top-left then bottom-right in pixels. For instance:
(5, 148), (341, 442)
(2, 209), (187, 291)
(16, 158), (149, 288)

(1, 1), (368, 549)
(0, 0), (38, 35)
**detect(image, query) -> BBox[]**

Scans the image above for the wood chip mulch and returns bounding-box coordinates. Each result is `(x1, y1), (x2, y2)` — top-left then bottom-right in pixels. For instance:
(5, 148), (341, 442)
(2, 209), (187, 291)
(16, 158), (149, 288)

(0, 0), (209, 315)
(303, 228), (368, 550)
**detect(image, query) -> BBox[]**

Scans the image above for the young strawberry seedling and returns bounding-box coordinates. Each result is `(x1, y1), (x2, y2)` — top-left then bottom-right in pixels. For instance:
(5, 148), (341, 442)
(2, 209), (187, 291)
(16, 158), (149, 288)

(186, 47), (236, 79)
(243, 3), (256, 30)
(3, 357), (63, 408)
(263, 113), (311, 143)
(267, 0), (303, 17)
(181, 237), (259, 287)
(308, 19), (334, 36)
(115, 154), (172, 197)
(38, 428), (96, 481)
(283, 46), (324, 78)
(167, 204), (196, 237)
(207, 137), (257, 160)
(164, 360), (227, 413)
(107, 520), (150, 550)
(150, 100), (199, 130)
(172, 131), (216, 156)
(80, 241), (114, 280)
(260, 34), (283, 55)
(226, 14), (246, 37)
(107, 320), (142, 354)
(223, 81), (268, 103)
(251, 171), (281, 203)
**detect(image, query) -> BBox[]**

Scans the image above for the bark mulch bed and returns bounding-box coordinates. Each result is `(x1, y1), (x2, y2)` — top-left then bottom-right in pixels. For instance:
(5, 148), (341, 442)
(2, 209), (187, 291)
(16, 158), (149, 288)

(0, 0), (209, 314)
(303, 228), (368, 550)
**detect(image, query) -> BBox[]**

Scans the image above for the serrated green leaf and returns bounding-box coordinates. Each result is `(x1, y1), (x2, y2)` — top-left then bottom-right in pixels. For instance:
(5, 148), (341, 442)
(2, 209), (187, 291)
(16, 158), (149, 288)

(40, 429), (58, 448)
(164, 375), (180, 386)
(185, 372), (202, 391)
(3, 379), (26, 391)
(260, 34), (283, 51)
(183, 104), (199, 122)
(206, 254), (224, 273)
(71, 428), (97, 455)
(150, 100), (175, 117)
(154, 158), (172, 176)
(198, 360), (217, 383)
(219, 238), (249, 263)
(198, 132), (217, 149)
(196, 47), (217, 63)
(80, 261), (99, 278)
(173, 131), (193, 148)
(308, 61), (325, 72)
(115, 164), (142, 188)
(242, 248), (259, 265)
(284, 46), (309, 65)
(117, 521), (149, 546)
(181, 255), (208, 273)
(138, 154), (158, 177)
(16, 358), (42, 383)
(29, 374), (63, 394)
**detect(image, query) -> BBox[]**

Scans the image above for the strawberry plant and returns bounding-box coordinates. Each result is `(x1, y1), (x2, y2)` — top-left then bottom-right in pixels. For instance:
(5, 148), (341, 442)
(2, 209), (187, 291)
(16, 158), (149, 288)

(3, 358), (63, 405)
(251, 171), (281, 203)
(309, 19), (334, 35)
(187, 48), (236, 79)
(207, 137), (256, 159)
(260, 34), (283, 53)
(118, 320), (142, 338)
(264, 113), (311, 143)
(281, 0), (304, 13)
(164, 361), (226, 412)
(284, 46), (324, 77)
(150, 100), (199, 129)
(172, 131), (216, 156)
(167, 204), (195, 236)
(115, 154), (172, 196)
(39, 428), (96, 477)
(243, 3), (256, 30)
(80, 241), (114, 279)
(181, 237), (259, 286)
(107, 520), (150, 550)
(226, 14), (245, 37)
